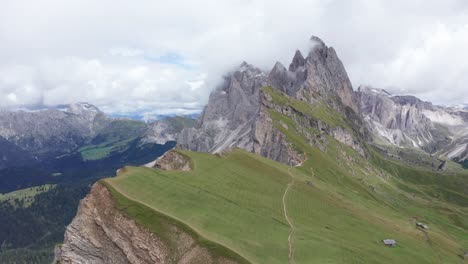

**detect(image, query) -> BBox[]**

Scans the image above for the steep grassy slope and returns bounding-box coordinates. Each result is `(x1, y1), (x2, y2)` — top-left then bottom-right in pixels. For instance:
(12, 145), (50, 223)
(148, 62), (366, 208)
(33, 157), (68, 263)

(105, 148), (468, 263)
(105, 151), (291, 263)
(103, 89), (468, 263)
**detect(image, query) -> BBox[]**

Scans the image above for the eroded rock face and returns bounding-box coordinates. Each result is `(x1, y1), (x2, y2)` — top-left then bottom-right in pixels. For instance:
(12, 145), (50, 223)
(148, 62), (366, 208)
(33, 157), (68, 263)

(60, 183), (240, 264)
(253, 103), (304, 165)
(331, 127), (365, 156)
(178, 62), (268, 154)
(358, 86), (468, 162)
(60, 183), (169, 264)
(358, 86), (438, 148)
(142, 117), (196, 145)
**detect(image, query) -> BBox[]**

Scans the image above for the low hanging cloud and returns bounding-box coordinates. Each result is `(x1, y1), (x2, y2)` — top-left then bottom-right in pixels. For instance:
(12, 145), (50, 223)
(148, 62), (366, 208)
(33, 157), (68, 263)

(1, 0), (468, 116)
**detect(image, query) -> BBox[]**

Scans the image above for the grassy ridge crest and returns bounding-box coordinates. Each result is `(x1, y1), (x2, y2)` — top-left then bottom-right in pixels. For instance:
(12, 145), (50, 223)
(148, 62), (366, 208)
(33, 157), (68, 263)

(100, 180), (251, 264)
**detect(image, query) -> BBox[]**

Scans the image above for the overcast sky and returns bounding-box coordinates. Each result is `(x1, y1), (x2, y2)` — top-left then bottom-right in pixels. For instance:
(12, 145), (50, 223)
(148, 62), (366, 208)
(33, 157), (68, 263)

(1, 0), (468, 117)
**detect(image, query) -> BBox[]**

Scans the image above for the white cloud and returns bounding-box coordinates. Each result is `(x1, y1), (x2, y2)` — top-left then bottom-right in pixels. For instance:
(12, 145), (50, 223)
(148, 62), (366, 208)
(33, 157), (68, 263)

(1, 0), (468, 114)
(7, 93), (17, 103)
(109, 48), (144, 57)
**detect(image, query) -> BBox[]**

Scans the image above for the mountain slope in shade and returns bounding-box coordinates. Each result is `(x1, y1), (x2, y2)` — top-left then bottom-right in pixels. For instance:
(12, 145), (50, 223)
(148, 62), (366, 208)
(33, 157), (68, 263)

(0, 103), (107, 159)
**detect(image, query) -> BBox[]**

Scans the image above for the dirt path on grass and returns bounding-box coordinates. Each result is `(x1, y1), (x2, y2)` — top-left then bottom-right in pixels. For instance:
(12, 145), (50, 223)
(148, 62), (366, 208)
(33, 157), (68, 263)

(283, 158), (307, 264)
(283, 172), (295, 264)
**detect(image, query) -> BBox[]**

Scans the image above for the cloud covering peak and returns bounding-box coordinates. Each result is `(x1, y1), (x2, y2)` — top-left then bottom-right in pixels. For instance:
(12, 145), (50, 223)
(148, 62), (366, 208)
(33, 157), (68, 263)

(1, 0), (468, 115)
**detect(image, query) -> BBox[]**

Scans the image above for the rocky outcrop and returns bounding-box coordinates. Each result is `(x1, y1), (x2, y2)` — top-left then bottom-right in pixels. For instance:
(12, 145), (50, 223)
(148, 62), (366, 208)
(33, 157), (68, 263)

(152, 151), (192, 171)
(60, 183), (240, 264)
(178, 36), (364, 165)
(331, 127), (365, 156)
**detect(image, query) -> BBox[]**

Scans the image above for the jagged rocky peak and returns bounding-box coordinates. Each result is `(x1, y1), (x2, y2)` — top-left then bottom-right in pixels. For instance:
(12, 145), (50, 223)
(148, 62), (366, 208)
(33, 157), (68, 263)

(272, 61), (287, 73)
(269, 35), (360, 113)
(269, 61), (296, 96)
(178, 35), (367, 165)
(289, 50), (306, 72)
(177, 61), (268, 154)
(236, 61), (266, 78)
(308, 36), (359, 112)
(308, 35), (328, 59)
(217, 61), (267, 97)
(310, 35), (326, 46)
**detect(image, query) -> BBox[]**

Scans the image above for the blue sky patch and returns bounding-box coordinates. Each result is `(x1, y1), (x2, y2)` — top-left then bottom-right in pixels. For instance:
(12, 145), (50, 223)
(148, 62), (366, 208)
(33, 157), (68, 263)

(144, 52), (195, 70)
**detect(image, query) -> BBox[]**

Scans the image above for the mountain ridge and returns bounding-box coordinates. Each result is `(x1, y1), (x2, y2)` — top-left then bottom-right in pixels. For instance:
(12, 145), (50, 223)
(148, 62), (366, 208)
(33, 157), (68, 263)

(358, 86), (468, 164)
(52, 35), (468, 263)
(178, 36), (365, 165)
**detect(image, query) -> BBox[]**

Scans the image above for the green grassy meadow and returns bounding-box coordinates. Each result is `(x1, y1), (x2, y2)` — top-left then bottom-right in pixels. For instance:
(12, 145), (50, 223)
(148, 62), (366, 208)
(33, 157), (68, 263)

(105, 148), (468, 263)
(103, 88), (468, 263)
(79, 137), (136, 160)
(0, 184), (56, 208)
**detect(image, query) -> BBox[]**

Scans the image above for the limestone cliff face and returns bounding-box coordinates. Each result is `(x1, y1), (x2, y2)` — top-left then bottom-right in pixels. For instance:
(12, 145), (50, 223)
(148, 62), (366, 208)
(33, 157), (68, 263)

(142, 116), (196, 145)
(59, 183), (240, 264)
(358, 86), (468, 162)
(177, 62), (267, 154)
(358, 86), (438, 149)
(252, 95), (305, 165)
(178, 36), (364, 165)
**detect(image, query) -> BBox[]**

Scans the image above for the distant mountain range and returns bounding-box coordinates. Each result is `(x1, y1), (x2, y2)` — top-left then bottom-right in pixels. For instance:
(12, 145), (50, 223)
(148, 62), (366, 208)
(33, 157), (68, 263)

(359, 86), (468, 164)
(177, 37), (468, 167)
(0, 103), (196, 170)
(1, 35), (467, 264)
(0, 103), (197, 263)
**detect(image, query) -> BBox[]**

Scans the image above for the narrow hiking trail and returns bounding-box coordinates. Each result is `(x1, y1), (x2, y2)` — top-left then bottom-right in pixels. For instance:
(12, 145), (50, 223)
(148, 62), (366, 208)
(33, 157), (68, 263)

(283, 171), (295, 264)
(283, 158), (307, 264)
